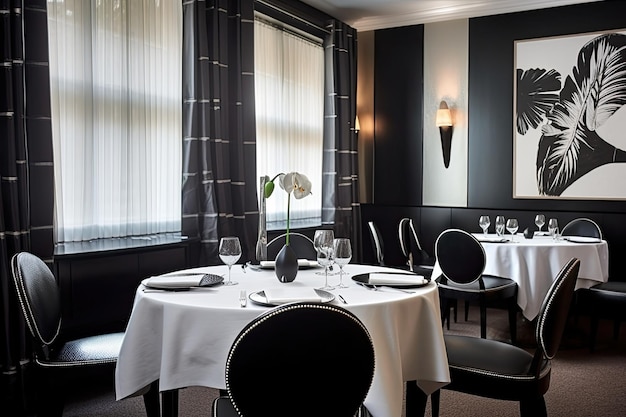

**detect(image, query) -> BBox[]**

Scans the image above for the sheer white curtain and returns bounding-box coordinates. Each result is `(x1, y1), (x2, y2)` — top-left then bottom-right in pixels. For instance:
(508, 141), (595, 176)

(254, 17), (324, 228)
(48, 0), (182, 243)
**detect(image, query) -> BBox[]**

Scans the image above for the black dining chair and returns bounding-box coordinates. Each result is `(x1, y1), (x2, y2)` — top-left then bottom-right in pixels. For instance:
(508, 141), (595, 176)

(408, 258), (580, 417)
(267, 232), (316, 260)
(434, 229), (519, 343)
(398, 218), (435, 277)
(10, 251), (160, 417)
(560, 217), (603, 239)
(367, 221), (386, 266)
(560, 218), (626, 351)
(212, 302), (375, 417)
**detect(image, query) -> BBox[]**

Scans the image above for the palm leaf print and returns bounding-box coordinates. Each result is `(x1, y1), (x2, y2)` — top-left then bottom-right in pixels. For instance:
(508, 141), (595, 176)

(516, 68), (561, 135)
(537, 33), (626, 196)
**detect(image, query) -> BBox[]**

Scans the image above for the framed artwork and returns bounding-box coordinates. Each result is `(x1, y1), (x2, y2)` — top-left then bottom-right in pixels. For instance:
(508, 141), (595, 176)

(513, 29), (626, 200)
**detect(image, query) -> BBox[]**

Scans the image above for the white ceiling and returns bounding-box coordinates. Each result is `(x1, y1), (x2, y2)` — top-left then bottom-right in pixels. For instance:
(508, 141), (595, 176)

(299, 0), (603, 31)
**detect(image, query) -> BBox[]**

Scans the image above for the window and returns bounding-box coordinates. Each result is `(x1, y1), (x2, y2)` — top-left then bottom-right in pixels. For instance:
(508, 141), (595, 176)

(47, 0), (182, 243)
(254, 15), (324, 230)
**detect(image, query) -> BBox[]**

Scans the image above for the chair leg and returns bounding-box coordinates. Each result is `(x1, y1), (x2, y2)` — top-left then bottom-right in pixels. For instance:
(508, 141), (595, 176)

(405, 380), (428, 417)
(464, 301), (470, 321)
(161, 389), (179, 417)
(479, 302), (487, 339)
(508, 301), (518, 345)
(520, 396), (547, 417)
(143, 380), (161, 417)
(589, 314), (600, 352)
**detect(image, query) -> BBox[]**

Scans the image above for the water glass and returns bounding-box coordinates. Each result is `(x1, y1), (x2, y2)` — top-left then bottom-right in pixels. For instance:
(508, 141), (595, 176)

(506, 218), (519, 242)
(479, 216), (491, 235)
(495, 216), (506, 237)
(333, 238), (352, 289)
(548, 218), (559, 241)
(314, 230), (335, 290)
(219, 237), (242, 285)
(535, 214), (545, 232)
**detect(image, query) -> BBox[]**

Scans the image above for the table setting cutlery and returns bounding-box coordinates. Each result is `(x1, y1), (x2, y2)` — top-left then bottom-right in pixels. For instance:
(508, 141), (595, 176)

(239, 290), (247, 307)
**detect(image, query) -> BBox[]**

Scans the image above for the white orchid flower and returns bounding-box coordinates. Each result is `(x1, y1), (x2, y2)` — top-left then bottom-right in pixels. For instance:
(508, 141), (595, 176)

(279, 172), (312, 199)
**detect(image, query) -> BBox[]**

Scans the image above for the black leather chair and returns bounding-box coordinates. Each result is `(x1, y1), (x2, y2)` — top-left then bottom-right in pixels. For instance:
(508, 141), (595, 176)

(398, 218), (435, 278)
(11, 251), (160, 417)
(560, 217), (602, 239)
(409, 258), (580, 417)
(212, 302), (375, 417)
(267, 232), (316, 260)
(435, 229), (518, 343)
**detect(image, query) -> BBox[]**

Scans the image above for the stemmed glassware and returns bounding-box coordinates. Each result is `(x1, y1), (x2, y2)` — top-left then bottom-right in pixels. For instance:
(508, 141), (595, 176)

(219, 237), (242, 286)
(479, 215), (491, 236)
(495, 216), (506, 237)
(548, 218), (559, 241)
(314, 230), (335, 290)
(333, 238), (352, 289)
(506, 218), (519, 242)
(535, 214), (546, 233)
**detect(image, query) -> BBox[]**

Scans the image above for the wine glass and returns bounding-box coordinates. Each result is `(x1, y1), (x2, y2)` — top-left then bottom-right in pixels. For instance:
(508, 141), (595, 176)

(506, 218), (519, 242)
(548, 218), (559, 241)
(535, 214), (546, 233)
(219, 237), (241, 286)
(479, 215), (491, 236)
(495, 216), (506, 237)
(333, 238), (352, 289)
(314, 230), (335, 290)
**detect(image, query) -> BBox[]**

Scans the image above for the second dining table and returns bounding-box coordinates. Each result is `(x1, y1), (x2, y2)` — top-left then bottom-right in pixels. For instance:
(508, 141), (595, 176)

(115, 262), (451, 417)
(432, 232), (609, 320)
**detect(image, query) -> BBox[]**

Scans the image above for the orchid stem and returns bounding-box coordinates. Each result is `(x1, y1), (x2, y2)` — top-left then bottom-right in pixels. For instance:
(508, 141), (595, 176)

(286, 193), (291, 246)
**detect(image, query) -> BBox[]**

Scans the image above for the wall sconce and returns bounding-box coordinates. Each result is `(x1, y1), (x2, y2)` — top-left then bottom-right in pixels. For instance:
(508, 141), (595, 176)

(436, 100), (453, 168)
(355, 116), (361, 133)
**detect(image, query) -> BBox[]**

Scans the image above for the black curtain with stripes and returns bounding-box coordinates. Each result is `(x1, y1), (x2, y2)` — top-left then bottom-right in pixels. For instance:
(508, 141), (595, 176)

(1, 0), (55, 408)
(182, 0), (259, 265)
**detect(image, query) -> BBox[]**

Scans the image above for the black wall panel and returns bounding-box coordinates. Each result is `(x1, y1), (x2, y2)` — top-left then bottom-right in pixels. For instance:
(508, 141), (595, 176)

(468, 1), (626, 212)
(373, 25), (424, 206)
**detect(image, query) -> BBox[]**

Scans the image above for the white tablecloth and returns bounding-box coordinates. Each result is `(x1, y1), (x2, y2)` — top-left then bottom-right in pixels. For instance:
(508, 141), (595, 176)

(115, 264), (450, 417)
(432, 234), (609, 320)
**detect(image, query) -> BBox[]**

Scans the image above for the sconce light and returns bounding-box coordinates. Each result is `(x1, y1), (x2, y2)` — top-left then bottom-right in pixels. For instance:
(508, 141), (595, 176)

(436, 100), (453, 168)
(355, 116), (361, 133)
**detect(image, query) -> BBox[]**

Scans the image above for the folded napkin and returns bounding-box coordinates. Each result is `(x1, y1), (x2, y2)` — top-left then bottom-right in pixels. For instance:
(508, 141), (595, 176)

(260, 259), (317, 268)
(562, 236), (601, 243)
(263, 288), (324, 304)
(145, 274), (207, 289)
(368, 273), (428, 286)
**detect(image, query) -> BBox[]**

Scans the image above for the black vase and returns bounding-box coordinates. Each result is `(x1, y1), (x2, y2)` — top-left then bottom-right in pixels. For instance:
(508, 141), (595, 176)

(275, 244), (298, 283)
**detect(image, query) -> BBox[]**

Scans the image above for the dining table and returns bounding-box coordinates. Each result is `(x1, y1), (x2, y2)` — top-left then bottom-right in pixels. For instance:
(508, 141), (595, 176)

(432, 232), (609, 320)
(114, 262), (451, 417)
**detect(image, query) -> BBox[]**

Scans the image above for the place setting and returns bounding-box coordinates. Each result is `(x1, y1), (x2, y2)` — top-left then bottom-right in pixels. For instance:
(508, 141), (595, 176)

(141, 272), (224, 292)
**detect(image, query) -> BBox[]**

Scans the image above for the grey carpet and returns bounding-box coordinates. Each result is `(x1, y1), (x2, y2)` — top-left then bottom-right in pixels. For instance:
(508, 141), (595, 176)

(57, 306), (625, 417)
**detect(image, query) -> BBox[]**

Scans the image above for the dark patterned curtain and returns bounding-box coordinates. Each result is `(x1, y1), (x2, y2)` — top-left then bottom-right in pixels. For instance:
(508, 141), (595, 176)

(182, 0), (258, 265)
(1, 0), (55, 408)
(322, 20), (361, 257)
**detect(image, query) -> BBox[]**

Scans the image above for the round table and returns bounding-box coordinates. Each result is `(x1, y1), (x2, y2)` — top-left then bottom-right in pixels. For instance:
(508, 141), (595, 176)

(115, 263), (450, 417)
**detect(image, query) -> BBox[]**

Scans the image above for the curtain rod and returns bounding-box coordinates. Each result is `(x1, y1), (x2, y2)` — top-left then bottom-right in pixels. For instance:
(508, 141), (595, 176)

(255, 0), (331, 34)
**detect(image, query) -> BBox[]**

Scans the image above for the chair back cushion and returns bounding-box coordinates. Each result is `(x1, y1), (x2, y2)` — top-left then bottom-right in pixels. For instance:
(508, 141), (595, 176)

(435, 229), (485, 285)
(561, 218), (602, 239)
(536, 258), (580, 359)
(11, 252), (62, 346)
(226, 302), (375, 417)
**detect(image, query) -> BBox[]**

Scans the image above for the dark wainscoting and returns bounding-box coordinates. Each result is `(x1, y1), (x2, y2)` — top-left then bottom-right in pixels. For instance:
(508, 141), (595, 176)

(361, 204), (626, 282)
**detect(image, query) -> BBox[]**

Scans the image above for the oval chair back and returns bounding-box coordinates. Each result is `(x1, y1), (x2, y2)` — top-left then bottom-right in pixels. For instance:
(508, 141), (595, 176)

(435, 229), (486, 285)
(223, 303), (375, 417)
(560, 218), (602, 240)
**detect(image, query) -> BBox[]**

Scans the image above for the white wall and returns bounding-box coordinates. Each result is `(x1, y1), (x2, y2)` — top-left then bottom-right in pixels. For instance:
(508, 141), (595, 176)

(423, 20), (468, 207)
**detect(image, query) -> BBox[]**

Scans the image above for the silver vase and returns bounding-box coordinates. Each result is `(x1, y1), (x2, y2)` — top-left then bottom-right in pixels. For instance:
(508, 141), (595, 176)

(255, 175), (269, 262)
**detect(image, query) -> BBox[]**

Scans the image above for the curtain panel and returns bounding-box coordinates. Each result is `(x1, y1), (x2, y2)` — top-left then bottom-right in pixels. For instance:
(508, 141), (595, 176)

(322, 20), (361, 256)
(182, 0), (258, 265)
(0, 0), (55, 408)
